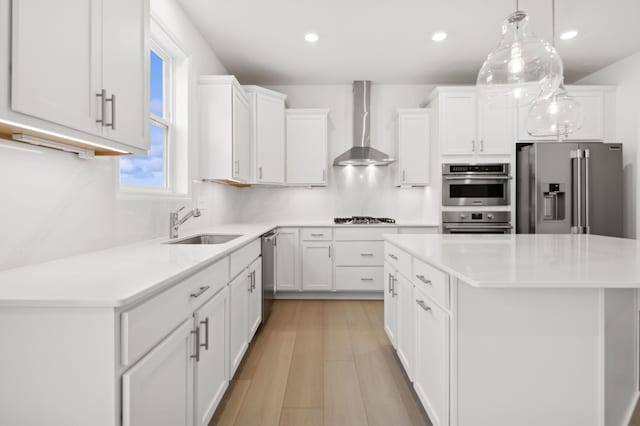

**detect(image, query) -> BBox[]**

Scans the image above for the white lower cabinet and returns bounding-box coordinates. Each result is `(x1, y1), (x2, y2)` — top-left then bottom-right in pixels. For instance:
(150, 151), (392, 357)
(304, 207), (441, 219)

(395, 272), (415, 381)
(413, 285), (450, 426)
(276, 228), (300, 291)
(383, 261), (398, 347)
(229, 270), (250, 377)
(194, 287), (229, 426)
(122, 319), (194, 426)
(248, 257), (263, 339)
(302, 242), (333, 291)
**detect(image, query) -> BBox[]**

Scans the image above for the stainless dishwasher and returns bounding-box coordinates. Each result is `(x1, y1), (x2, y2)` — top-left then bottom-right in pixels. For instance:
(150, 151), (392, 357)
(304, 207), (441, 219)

(261, 230), (278, 322)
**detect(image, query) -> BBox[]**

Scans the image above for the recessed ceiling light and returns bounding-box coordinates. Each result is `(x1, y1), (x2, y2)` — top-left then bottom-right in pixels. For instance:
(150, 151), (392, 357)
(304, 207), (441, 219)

(560, 30), (578, 40)
(305, 33), (319, 43)
(432, 32), (447, 42)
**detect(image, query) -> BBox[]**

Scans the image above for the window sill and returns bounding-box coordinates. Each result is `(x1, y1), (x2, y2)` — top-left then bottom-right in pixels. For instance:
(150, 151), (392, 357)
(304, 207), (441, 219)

(117, 185), (191, 201)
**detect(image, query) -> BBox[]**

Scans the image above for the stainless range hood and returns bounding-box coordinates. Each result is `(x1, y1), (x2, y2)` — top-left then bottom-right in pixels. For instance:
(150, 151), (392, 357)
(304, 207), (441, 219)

(333, 80), (396, 166)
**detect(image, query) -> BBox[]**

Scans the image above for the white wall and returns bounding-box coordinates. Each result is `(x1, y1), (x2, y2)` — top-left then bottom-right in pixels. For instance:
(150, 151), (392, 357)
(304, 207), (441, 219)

(0, 0), (240, 271)
(578, 51), (640, 239)
(234, 84), (440, 224)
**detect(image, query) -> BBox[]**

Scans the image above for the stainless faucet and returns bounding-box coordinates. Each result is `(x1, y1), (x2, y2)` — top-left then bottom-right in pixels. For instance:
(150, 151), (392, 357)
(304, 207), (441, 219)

(169, 206), (202, 239)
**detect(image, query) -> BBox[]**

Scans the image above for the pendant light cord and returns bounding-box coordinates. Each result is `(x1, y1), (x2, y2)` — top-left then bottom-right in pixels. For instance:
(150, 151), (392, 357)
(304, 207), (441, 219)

(552, 0), (556, 47)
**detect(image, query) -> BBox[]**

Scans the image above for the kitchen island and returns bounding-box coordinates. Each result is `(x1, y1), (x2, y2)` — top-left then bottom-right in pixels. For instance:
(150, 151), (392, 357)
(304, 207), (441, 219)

(383, 233), (640, 426)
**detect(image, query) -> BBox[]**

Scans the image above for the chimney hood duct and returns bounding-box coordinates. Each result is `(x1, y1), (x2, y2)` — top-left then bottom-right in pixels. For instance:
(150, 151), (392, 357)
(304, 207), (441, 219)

(333, 80), (396, 166)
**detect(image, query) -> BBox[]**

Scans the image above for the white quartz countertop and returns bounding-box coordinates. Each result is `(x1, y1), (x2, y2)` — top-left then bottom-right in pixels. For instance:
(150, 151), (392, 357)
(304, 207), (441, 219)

(384, 234), (640, 288)
(0, 221), (438, 308)
(0, 224), (276, 308)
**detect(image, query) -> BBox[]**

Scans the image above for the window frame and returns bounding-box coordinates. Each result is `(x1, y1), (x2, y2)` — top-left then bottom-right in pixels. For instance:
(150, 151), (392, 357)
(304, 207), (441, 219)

(118, 15), (190, 199)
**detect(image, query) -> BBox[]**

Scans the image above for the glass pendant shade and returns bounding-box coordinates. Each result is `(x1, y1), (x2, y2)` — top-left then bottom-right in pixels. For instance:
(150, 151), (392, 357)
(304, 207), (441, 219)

(477, 11), (563, 105)
(526, 82), (584, 139)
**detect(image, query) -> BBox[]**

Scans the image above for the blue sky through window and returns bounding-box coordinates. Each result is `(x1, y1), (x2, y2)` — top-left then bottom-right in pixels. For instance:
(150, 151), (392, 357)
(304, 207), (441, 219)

(120, 50), (166, 187)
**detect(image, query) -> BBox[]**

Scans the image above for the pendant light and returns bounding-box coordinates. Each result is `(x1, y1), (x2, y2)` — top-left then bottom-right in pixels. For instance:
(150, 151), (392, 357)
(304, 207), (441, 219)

(526, 0), (584, 139)
(477, 0), (563, 105)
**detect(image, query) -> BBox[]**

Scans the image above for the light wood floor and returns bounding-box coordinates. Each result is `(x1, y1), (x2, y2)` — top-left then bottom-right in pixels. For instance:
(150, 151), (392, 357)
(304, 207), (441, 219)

(210, 300), (431, 426)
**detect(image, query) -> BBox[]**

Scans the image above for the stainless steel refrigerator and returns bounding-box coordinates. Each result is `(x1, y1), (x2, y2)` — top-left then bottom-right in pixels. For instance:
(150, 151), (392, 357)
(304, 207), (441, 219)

(516, 142), (623, 237)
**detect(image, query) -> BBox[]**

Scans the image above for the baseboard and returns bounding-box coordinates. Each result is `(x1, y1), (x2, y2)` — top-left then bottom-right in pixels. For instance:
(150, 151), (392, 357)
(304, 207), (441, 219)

(274, 291), (383, 300)
(622, 390), (640, 426)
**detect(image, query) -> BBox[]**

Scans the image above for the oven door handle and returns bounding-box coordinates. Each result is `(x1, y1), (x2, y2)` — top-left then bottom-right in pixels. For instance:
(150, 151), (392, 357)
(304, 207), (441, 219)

(443, 176), (512, 180)
(443, 224), (514, 230)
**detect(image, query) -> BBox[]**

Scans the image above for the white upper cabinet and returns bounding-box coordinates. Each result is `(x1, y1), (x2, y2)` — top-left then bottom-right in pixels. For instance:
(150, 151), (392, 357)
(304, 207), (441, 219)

(101, 0), (149, 150)
(199, 76), (252, 183)
(245, 86), (287, 185)
(517, 86), (612, 142)
(477, 92), (515, 156)
(286, 109), (329, 186)
(10, 0), (102, 137)
(430, 87), (516, 159)
(396, 108), (430, 186)
(5, 0), (149, 154)
(438, 90), (477, 156)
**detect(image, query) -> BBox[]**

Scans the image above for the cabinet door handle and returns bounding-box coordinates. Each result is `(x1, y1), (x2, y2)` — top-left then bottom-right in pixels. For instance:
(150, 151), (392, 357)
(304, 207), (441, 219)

(311, 233), (324, 237)
(402, 170), (406, 181)
(360, 253), (374, 257)
(248, 271), (253, 292)
(472, 140), (476, 152)
(106, 93), (116, 129)
(328, 246), (332, 258)
(416, 299), (431, 312)
(416, 274), (432, 285)
(480, 139), (484, 152)
(360, 277), (374, 281)
(190, 285), (210, 298)
(258, 167), (263, 179)
(96, 90), (106, 125)
(191, 327), (201, 362)
(388, 274), (393, 294)
(252, 270), (256, 290)
(234, 160), (239, 174)
(200, 318), (209, 350)
(388, 253), (398, 260)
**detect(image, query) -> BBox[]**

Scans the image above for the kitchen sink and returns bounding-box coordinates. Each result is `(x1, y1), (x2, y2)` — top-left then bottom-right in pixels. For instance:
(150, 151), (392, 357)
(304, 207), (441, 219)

(165, 234), (243, 245)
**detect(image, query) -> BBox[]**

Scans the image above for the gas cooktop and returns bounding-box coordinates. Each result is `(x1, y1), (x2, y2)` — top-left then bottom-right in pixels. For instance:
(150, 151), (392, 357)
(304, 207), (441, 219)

(334, 216), (396, 225)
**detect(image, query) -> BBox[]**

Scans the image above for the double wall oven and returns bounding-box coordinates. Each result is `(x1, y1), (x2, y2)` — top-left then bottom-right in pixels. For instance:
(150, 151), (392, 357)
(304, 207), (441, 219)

(442, 163), (513, 234)
(442, 163), (511, 206)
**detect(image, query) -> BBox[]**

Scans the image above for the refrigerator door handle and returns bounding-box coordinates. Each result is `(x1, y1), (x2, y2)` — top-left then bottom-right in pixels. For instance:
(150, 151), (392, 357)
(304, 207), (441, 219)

(570, 149), (582, 234)
(584, 149), (590, 234)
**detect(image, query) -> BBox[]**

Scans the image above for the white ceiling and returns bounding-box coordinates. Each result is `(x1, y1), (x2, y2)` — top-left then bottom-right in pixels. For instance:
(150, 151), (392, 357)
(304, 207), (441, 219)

(177, 0), (640, 85)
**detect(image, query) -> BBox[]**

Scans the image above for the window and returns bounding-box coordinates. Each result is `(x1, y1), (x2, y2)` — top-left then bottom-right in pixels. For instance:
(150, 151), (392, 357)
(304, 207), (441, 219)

(119, 49), (170, 188)
(119, 18), (190, 197)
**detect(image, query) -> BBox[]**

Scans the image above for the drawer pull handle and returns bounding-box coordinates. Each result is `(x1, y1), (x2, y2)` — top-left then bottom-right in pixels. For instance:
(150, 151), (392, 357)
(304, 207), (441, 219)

(360, 277), (374, 281)
(190, 285), (210, 298)
(200, 318), (209, 350)
(416, 299), (431, 312)
(311, 233), (324, 237)
(388, 254), (398, 260)
(191, 327), (201, 362)
(416, 274), (432, 285)
(360, 253), (374, 257)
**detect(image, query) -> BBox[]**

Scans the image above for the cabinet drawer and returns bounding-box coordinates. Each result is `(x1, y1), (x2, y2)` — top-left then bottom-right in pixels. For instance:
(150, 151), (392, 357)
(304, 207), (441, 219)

(230, 239), (260, 279)
(334, 227), (397, 241)
(301, 228), (333, 241)
(384, 243), (411, 278)
(413, 258), (449, 308)
(334, 241), (384, 266)
(121, 257), (229, 367)
(335, 267), (384, 291)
